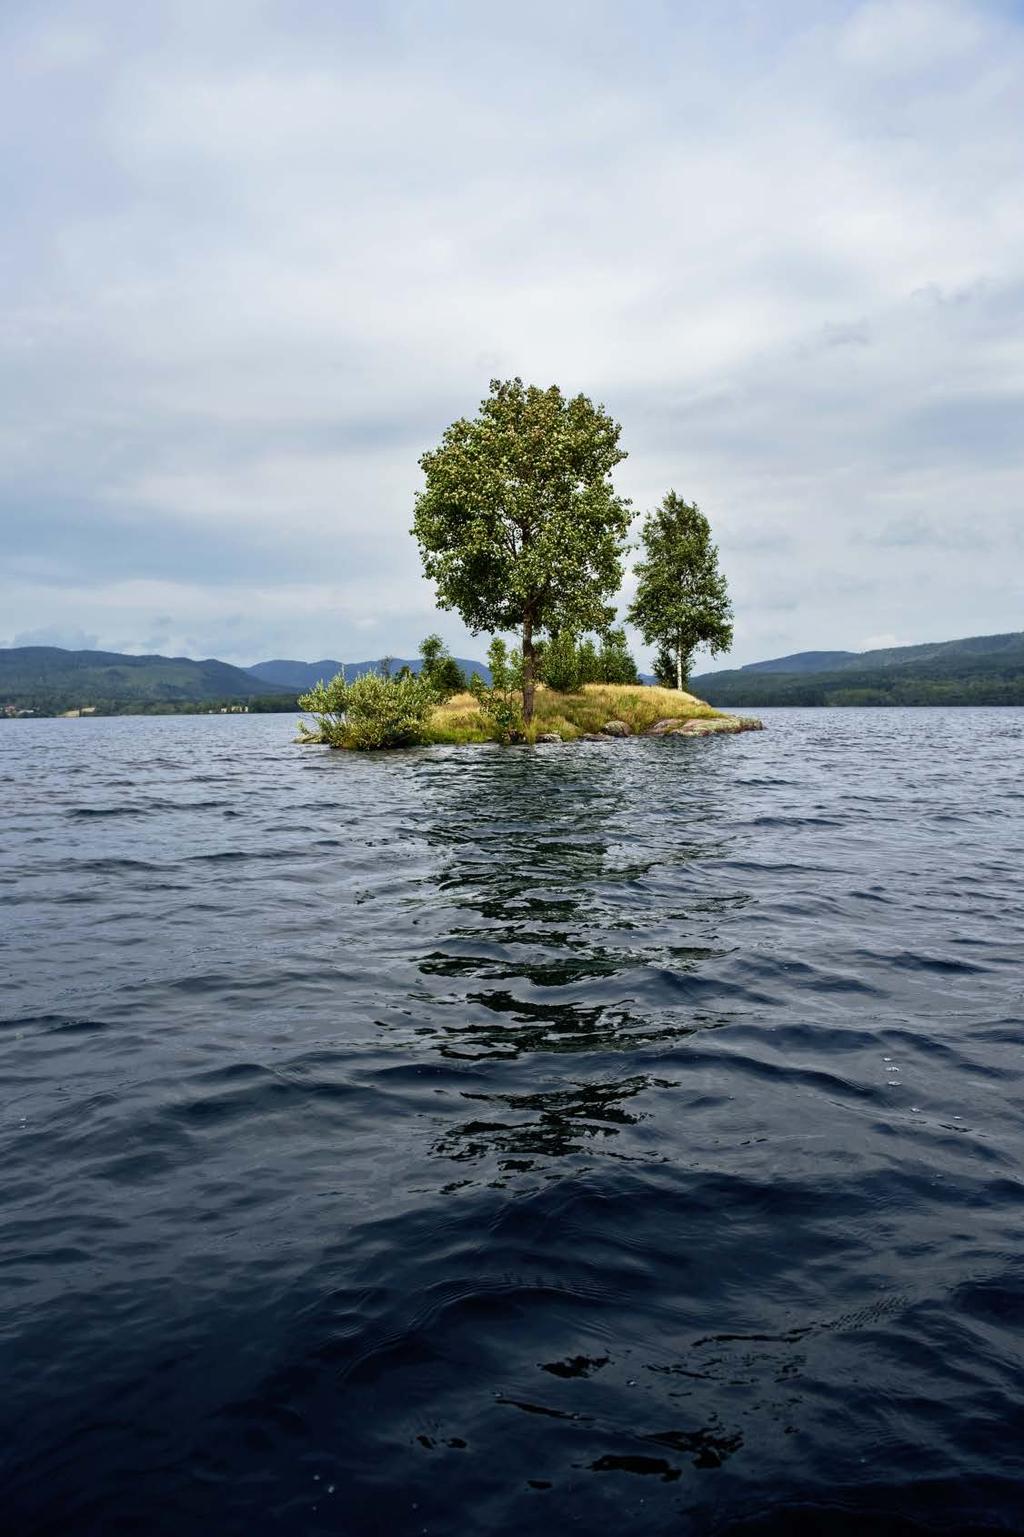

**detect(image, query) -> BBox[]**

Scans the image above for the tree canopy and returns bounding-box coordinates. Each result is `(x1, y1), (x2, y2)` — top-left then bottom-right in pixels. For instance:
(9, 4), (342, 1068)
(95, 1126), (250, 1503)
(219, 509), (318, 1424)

(417, 634), (466, 699)
(627, 492), (733, 690)
(540, 627), (638, 692)
(411, 378), (631, 720)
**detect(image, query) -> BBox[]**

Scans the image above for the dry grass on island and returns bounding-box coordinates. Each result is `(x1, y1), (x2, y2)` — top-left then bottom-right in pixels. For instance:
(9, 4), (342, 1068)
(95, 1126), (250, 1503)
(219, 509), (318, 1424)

(424, 682), (762, 745)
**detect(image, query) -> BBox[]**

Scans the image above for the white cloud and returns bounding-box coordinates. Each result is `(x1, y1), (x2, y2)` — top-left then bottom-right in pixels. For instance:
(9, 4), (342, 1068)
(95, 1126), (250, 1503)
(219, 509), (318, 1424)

(838, 0), (987, 74)
(15, 20), (103, 74)
(1, 0), (1022, 666)
(11, 624), (101, 650)
(860, 633), (902, 650)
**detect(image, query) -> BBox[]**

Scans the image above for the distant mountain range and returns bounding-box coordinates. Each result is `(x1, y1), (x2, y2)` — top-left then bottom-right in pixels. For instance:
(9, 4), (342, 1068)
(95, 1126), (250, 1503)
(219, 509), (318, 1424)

(247, 656), (489, 690)
(0, 646), (489, 715)
(692, 631), (1024, 706)
(4, 632), (1022, 715)
(0, 646), (295, 712)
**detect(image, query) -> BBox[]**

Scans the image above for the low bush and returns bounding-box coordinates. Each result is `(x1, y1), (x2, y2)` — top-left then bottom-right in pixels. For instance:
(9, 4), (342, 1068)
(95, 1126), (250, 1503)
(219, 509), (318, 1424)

(298, 669), (437, 749)
(297, 674), (349, 746)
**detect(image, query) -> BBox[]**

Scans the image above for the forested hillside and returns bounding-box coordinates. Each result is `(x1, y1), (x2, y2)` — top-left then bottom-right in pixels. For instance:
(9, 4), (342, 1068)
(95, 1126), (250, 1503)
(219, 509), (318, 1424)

(692, 632), (1024, 706)
(1, 648), (295, 715)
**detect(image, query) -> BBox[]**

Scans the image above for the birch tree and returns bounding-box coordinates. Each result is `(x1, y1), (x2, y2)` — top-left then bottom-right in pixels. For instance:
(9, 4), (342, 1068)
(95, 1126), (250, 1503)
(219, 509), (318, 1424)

(628, 492), (733, 691)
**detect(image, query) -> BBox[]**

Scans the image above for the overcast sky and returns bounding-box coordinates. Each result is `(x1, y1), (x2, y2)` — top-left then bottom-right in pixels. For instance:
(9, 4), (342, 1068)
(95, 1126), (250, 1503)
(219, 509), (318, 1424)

(3, 0), (1022, 670)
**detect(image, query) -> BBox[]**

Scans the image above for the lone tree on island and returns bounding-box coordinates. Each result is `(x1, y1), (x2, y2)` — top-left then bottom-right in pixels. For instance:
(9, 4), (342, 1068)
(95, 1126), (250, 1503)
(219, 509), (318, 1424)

(628, 492), (733, 691)
(411, 378), (631, 723)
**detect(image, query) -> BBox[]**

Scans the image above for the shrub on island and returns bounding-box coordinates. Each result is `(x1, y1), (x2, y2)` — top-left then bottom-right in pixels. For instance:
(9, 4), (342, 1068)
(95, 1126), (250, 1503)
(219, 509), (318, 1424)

(298, 669), (436, 750)
(468, 639), (525, 744)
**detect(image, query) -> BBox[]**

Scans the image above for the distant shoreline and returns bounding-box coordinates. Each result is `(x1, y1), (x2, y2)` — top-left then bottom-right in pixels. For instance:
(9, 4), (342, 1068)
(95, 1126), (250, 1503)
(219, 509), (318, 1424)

(4, 629), (1023, 714)
(8, 698), (1024, 721)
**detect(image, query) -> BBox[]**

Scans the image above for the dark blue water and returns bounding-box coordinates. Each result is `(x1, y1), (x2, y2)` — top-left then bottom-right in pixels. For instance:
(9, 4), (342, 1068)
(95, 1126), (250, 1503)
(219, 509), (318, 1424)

(2, 709), (1023, 1535)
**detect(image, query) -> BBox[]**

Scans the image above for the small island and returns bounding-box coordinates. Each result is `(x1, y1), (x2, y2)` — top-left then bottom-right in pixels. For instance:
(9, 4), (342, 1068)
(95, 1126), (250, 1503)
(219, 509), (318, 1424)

(300, 378), (764, 751)
(297, 640), (762, 750)
(299, 677), (762, 749)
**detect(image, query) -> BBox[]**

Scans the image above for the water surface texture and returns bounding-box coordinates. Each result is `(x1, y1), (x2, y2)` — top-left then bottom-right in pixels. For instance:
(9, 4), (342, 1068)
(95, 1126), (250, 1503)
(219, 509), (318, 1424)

(2, 710), (1023, 1535)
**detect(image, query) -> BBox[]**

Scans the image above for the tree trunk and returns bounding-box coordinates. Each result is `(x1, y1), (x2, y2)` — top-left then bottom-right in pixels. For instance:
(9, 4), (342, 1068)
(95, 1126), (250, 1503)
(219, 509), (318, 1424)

(522, 616), (536, 724)
(675, 643), (683, 693)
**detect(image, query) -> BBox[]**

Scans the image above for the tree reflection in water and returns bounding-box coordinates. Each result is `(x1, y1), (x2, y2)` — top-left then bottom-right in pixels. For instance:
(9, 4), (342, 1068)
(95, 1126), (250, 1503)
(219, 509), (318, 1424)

(400, 741), (747, 1183)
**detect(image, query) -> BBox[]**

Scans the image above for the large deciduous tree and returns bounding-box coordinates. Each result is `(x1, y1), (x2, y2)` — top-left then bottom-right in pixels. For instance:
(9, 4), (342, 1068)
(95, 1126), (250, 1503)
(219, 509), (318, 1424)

(628, 492), (733, 691)
(411, 378), (631, 722)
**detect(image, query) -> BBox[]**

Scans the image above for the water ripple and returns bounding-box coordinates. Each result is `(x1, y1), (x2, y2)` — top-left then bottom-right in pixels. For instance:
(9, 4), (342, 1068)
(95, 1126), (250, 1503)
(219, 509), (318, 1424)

(1, 708), (1023, 1535)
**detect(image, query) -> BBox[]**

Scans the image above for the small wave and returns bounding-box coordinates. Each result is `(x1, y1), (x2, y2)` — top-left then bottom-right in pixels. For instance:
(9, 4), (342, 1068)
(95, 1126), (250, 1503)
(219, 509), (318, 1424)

(65, 806), (144, 819)
(2, 706), (1023, 1536)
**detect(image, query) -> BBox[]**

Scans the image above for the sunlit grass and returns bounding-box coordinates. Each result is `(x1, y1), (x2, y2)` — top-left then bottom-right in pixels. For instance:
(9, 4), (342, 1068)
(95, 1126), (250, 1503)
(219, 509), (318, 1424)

(421, 691), (494, 745)
(426, 682), (722, 744)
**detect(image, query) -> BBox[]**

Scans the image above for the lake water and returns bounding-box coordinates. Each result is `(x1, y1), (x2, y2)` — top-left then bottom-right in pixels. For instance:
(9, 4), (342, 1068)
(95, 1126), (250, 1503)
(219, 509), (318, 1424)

(2, 709), (1023, 1535)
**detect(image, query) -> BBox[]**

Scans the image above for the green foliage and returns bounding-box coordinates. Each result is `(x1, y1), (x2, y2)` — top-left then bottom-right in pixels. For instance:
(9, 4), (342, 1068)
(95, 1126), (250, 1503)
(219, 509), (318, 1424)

(418, 634), (467, 699)
(577, 637), (601, 685)
(0, 694), (300, 718)
(696, 666), (1024, 708)
(298, 668), (436, 750)
(0, 645), (295, 712)
(538, 628), (637, 690)
(693, 630), (1024, 707)
(597, 627), (639, 684)
(469, 638), (525, 743)
(418, 634), (443, 675)
(412, 377), (631, 720)
(653, 641), (699, 689)
(542, 631), (582, 693)
(296, 673), (349, 745)
(434, 656), (467, 696)
(652, 645), (678, 690)
(628, 491), (733, 690)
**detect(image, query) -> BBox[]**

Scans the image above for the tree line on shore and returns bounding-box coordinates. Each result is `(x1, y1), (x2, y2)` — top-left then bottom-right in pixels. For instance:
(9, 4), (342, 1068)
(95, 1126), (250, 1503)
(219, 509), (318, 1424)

(1, 692), (300, 719)
(301, 377), (734, 748)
